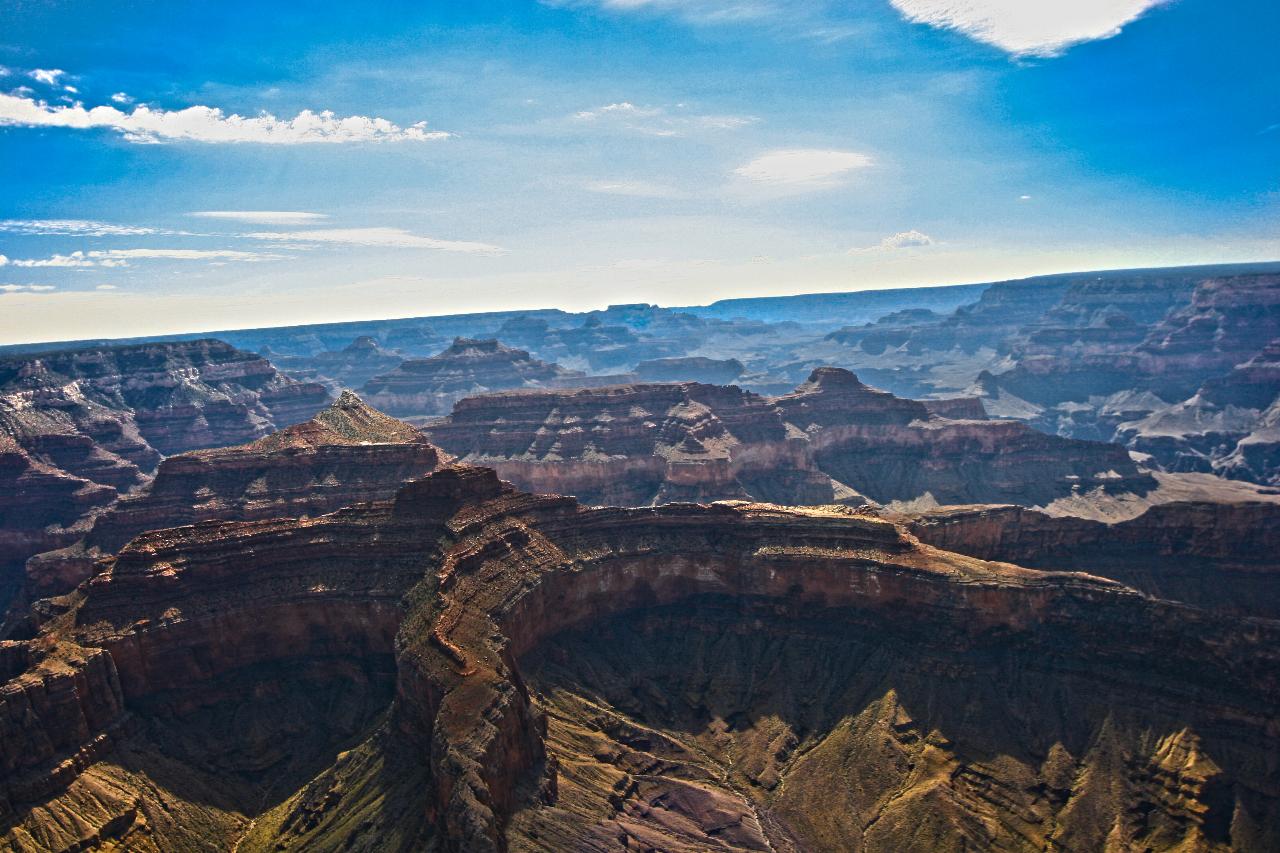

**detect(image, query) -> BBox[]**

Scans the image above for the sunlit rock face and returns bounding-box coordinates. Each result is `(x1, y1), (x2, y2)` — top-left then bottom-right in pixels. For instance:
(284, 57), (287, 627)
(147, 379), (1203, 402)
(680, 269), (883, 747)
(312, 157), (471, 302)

(2, 467), (1275, 852)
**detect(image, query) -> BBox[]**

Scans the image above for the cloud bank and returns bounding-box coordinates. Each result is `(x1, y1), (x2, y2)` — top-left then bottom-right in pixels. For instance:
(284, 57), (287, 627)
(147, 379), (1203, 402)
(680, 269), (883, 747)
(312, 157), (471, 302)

(0, 92), (450, 144)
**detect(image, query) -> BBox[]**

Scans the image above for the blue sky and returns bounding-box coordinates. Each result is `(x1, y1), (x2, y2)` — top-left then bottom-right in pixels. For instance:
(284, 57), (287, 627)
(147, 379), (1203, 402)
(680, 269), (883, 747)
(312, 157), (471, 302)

(1, 0), (1276, 343)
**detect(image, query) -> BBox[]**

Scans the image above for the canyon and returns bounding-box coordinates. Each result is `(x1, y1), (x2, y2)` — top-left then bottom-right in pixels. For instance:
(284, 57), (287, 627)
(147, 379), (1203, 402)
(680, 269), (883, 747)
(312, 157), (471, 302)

(1, 263), (1279, 851)
(0, 466), (1275, 851)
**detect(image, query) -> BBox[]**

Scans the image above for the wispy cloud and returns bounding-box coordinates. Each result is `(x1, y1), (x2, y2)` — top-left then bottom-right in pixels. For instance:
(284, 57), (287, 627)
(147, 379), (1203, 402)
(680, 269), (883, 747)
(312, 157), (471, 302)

(849, 229), (934, 254)
(734, 148), (873, 189)
(0, 283), (57, 293)
(95, 284), (118, 290)
(888, 0), (1170, 56)
(573, 101), (757, 137)
(247, 227), (506, 255)
(190, 210), (329, 225)
(0, 249), (284, 268)
(0, 91), (451, 144)
(584, 180), (689, 199)
(0, 218), (161, 236)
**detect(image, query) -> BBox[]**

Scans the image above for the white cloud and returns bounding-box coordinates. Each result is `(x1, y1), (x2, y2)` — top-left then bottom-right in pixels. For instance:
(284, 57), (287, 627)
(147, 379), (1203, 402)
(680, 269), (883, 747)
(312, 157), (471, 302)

(95, 284), (118, 290)
(248, 227), (506, 255)
(0, 284), (56, 293)
(1019, 194), (1032, 200)
(0, 91), (451, 144)
(888, 0), (1170, 56)
(189, 210), (329, 225)
(734, 148), (873, 189)
(573, 101), (757, 137)
(28, 68), (65, 86)
(0, 248), (284, 268)
(110, 92), (132, 104)
(849, 229), (934, 254)
(584, 180), (688, 199)
(0, 218), (160, 236)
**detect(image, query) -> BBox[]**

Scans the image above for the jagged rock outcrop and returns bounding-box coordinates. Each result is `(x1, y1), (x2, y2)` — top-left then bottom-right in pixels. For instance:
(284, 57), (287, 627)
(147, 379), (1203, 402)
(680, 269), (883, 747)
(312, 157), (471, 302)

(24, 391), (446, 599)
(426, 368), (1151, 508)
(0, 341), (331, 600)
(360, 338), (583, 417)
(1, 467), (1275, 851)
(906, 499), (1280, 618)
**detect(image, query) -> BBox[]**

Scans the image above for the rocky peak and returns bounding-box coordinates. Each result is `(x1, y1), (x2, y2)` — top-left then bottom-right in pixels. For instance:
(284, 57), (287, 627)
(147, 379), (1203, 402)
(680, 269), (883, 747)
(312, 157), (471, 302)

(343, 336), (383, 354)
(797, 366), (869, 392)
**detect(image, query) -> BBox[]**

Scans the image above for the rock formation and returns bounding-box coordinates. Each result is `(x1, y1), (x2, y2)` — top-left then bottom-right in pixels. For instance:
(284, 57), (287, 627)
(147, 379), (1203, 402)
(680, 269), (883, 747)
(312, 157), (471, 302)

(425, 382), (835, 507)
(425, 368), (1151, 508)
(23, 391), (447, 600)
(0, 438), (115, 603)
(906, 499), (1280, 618)
(0, 340), (331, 600)
(360, 338), (583, 418)
(0, 467), (1275, 851)
(633, 356), (745, 384)
(266, 336), (407, 394)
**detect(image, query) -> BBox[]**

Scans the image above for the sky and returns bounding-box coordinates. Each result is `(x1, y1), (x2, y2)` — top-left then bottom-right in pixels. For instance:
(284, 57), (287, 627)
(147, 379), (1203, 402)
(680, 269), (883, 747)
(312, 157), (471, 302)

(0, 0), (1277, 343)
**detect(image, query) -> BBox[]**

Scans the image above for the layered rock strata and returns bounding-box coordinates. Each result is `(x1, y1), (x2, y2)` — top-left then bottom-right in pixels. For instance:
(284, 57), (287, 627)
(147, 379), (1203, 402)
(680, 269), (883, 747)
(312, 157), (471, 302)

(907, 500), (1280, 618)
(0, 468), (1275, 850)
(0, 340), (331, 598)
(361, 338), (582, 417)
(23, 391), (446, 599)
(426, 368), (1150, 508)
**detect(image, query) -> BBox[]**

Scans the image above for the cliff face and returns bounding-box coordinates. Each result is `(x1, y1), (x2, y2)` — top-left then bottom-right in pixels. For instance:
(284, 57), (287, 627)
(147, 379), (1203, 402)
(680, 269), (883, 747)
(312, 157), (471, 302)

(361, 338), (583, 417)
(0, 438), (116, 602)
(907, 500), (1280, 618)
(2, 468), (1274, 852)
(24, 391), (447, 600)
(425, 368), (1151, 509)
(0, 340), (331, 599)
